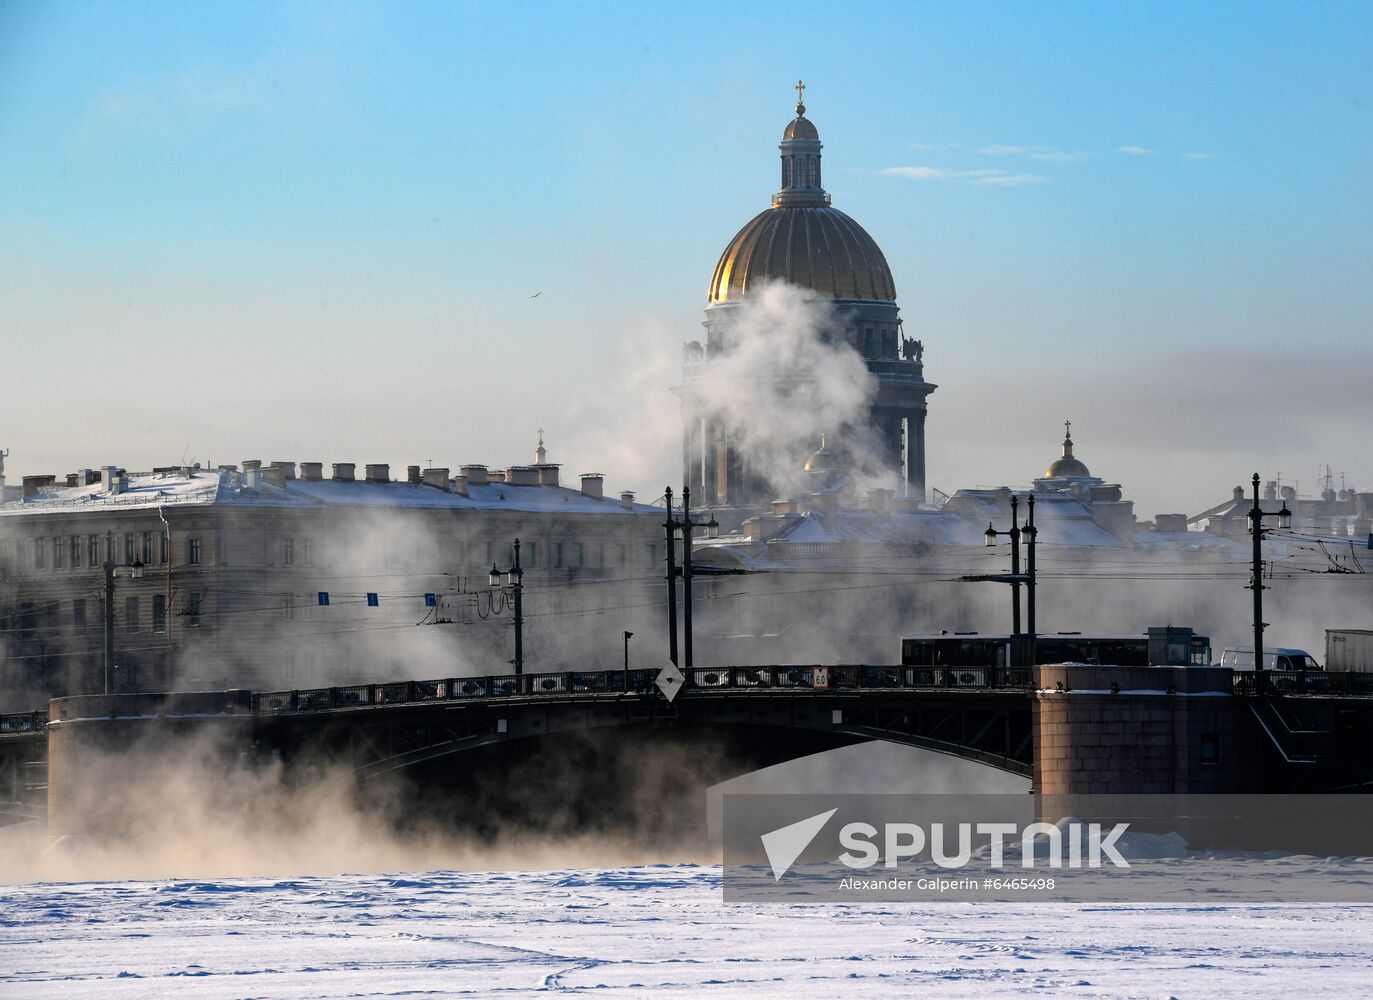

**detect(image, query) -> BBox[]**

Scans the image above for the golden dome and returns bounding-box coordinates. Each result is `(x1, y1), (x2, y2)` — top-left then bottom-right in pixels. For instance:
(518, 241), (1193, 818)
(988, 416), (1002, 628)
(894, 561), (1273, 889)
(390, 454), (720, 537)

(709, 206), (897, 303)
(783, 115), (819, 141)
(804, 435), (838, 472)
(1046, 422), (1091, 478)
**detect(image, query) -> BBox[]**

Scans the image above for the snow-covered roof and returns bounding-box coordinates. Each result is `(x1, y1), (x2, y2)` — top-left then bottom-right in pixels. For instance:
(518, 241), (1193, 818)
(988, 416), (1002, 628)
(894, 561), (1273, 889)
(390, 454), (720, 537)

(0, 469), (659, 518)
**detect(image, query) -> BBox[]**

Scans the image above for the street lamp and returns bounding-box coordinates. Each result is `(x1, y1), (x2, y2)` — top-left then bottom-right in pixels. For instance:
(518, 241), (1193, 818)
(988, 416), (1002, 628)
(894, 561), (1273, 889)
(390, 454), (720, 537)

(623, 630), (634, 692)
(1247, 473), (1292, 677)
(489, 538), (524, 675)
(983, 494), (1023, 638)
(663, 486), (719, 670)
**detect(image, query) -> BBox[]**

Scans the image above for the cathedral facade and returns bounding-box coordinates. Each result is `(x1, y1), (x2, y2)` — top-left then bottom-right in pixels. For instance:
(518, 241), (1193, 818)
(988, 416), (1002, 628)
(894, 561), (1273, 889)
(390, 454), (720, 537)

(679, 86), (935, 507)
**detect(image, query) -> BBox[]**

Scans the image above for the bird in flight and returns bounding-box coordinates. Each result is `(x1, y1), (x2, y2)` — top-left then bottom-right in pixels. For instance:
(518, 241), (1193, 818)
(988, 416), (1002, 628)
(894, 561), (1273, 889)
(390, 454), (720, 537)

(530, 291), (542, 298)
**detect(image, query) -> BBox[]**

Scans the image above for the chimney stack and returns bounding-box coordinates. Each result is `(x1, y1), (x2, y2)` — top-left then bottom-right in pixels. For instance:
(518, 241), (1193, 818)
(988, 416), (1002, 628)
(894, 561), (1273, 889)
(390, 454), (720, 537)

(619, 490), (636, 511)
(271, 461), (296, 480)
(460, 464), (488, 485)
(299, 462), (323, 481)
(365, 464), (390, 483)
(407, 465), (421, 485)
(332, 463), (356, 482)
(262, 465), (285, 486)
(422, 467), (451, 490)
(580, 473), (604, 500)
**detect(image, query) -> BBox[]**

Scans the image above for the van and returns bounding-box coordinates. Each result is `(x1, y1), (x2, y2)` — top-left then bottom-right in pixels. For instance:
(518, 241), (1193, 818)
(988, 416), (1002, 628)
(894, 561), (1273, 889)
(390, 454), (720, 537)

(1219, 646), (1321, 672)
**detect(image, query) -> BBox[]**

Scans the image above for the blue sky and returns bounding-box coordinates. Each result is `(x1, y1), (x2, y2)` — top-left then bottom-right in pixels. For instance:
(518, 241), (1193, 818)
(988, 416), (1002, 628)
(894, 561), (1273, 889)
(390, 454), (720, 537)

(2, 0), (1370, 514)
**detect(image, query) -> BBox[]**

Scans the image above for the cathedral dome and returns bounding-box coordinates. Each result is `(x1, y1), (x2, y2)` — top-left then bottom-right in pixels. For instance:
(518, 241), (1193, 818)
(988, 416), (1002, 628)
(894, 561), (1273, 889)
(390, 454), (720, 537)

(708, 85), (896, 305)
(709, 206), (897, 303)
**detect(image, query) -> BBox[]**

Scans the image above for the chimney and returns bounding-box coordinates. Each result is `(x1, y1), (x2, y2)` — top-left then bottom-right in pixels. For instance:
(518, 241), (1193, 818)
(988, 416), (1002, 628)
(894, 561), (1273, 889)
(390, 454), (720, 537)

(1264, 480), (1278, 500)
(245, 465), (261, 490)
(83, 469), (98, 485)
(262, 465), (285, 486)
(452, 475), (468, 496)
(243, 460), (262, 475)
(101, 466), (118, 493)
(460, 464), (489, 485)
(271, 461), (296, 481)
(299, 462), (323, 481)
(619, 490), (636, 511)
(113, 471), (128, 495)
(65, 473), (78, 488)
(332, 462), (356, 482)
(1281, 485), (1296, 503)
(772, 499), (797, 515)
(507, 466), (538, 486)
(535, 464), (560, 487)
(1155, 513), (1188, 533)
(1232, 486), (1245, 502)
(422, 467), (451, 490)
(217, 464), (238, 474)
(407, 465), (421, 485)
(579, 473), (604, 500)
(866, 488), (893, 513)
(23, 475), (56, 498)
(489, 469), (507, 483)
(365, 463), (390, 483)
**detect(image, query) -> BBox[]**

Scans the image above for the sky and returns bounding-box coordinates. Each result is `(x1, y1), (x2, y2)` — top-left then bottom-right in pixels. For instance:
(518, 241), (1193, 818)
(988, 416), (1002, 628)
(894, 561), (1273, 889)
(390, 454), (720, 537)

(1, 0), (1370, 517)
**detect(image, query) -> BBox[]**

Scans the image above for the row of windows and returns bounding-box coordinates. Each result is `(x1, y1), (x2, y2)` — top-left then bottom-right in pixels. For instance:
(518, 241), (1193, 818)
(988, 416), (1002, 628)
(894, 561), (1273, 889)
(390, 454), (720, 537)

(70, 593), (201, 630)
(11, 533), (203, 571)
(269, 537), (657, 571)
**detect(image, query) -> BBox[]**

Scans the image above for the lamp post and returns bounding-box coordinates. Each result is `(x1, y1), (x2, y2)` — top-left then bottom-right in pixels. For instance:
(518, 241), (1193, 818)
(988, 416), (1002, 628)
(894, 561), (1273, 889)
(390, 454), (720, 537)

(663, 485), (719, 670)
(983, 494), (1023, 638)
(101, 528), (144, 695)
(488, 538), (524, 675)
(1247, 473), (1292, 679)
(623, 630), (633, 692)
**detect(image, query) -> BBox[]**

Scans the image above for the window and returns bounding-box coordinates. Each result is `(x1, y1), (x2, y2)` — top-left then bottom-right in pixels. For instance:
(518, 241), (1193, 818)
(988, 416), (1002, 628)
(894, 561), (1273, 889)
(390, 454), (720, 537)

(125, 596), (140, 633)
(571, 543), (583, 568)
(52, 537), (64, 569)
(282, 593), (295, 620)
(33, 537), (45, 569)
(89, 535), (100, 567)
(124, 533), (135, 565)
(302, 538), (313, 566)
(188, 537), (202, 566)
(159, 532), (169, 564)
(523, 542), (536, 568)
(589, 543), (603, 568)
(553, 542), (565, 568)
(142, 532), (153, 563)
(152, 594), (166, 634)
(105, 533), (116, 563)
(647, 544), (658, 568)
(281, 537), (294, 565)
(73, 599), (86, 627)
(187, 592), (202, 626)
(1200, 734), (1222, 766)
(70, 536), (82, 568)
(617, 544), (627, 566)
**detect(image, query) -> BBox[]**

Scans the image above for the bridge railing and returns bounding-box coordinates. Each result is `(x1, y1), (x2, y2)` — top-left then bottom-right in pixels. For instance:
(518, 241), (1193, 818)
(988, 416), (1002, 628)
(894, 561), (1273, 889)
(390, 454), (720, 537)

(1233, 670), (1373, 697)
(0, 711), (47, 735)
(253, 664), (1037, 716)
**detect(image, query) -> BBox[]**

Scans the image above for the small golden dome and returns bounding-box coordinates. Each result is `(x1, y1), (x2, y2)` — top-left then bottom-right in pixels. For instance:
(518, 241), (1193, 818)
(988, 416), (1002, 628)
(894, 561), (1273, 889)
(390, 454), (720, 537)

(1046, 422), (1091, 478)
(783, 115), (819, 141)
(804, 435), (839, 473)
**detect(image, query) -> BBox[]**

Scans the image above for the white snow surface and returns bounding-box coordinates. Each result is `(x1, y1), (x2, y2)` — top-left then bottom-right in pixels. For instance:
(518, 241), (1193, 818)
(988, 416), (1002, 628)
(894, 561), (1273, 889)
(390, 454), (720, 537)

(4, 865), (1373, 998)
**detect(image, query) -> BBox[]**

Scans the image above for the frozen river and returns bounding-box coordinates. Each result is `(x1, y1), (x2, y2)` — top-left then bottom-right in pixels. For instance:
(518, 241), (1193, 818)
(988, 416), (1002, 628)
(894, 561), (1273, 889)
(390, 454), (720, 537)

(4, 864), (1373, 998)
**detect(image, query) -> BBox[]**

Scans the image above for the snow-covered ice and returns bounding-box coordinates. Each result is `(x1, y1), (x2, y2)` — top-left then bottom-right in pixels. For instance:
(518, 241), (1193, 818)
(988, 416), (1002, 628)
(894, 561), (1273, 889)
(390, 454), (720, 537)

(4, 864), (1373, 998)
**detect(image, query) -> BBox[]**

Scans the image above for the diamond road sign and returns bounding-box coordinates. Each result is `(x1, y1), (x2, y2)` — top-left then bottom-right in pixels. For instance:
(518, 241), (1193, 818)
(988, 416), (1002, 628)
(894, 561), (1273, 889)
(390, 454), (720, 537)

(655, 662), (685, 702)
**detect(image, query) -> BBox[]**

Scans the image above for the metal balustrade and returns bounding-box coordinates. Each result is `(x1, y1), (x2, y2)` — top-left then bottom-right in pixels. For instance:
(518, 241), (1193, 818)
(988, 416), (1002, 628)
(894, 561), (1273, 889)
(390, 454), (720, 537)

(250, 664), (1040, 716)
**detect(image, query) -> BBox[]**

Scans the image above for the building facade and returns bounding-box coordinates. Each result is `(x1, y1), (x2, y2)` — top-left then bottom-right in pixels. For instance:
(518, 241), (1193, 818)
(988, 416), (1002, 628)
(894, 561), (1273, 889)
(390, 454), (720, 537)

(0, 458), (665, 706)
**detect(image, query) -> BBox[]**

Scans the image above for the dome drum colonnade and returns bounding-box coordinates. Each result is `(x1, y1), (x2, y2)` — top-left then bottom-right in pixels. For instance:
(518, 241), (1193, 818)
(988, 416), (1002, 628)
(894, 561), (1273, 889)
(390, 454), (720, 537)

(680, 86), (936, 506)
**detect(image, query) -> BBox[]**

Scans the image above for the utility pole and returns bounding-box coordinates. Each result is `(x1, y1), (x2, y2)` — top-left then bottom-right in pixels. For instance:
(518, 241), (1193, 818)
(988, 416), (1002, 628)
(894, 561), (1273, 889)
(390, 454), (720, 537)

(1009, 494), (1021, 638)
(664, 486), (679, 667)
(1024, 493), (1038, 667)
(623, 630), (633, 692)
(1247, 474), (1292, 680)
(512, 539), (523, 676)
(682, 486), (694, 669)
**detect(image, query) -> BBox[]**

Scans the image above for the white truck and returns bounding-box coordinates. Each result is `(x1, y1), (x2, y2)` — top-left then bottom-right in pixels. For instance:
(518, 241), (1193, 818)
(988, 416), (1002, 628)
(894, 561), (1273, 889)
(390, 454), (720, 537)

(1326, 630), (1373, 672)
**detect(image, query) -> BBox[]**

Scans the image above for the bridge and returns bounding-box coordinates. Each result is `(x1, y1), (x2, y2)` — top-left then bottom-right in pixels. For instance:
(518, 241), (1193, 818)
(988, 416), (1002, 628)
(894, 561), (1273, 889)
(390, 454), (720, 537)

(6, 662), (1373, 837)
